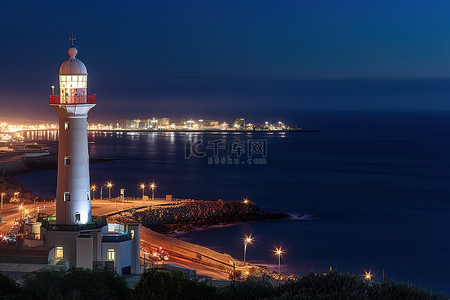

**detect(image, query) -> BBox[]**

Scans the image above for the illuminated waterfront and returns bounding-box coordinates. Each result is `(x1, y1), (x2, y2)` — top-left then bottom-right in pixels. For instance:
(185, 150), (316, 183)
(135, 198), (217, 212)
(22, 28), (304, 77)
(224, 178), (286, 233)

(15, 111), (450, 293)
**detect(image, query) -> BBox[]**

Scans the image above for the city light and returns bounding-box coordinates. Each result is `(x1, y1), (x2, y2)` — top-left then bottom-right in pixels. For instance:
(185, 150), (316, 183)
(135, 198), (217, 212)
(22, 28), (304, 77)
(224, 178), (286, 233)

(243, 198), (249, 204)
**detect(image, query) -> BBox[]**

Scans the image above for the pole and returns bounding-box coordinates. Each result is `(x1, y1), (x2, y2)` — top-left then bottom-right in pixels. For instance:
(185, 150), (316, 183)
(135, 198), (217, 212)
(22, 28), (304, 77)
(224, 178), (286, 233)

(100, 186), (104, 200)
(278, 254), (281, 274)
(1, 193), (4, 212)
(152, 188), (154, 201)
(244, 241), (247, 265)
(109, 187), (111, 200)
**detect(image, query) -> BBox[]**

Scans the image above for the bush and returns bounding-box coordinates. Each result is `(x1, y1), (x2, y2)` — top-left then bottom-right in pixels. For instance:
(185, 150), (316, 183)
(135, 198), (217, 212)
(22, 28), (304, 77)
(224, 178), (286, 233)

(220, 278), (277, 300)
(20, 268), (130, 300)
(0, 273), (19, 298)
(131, 270), (218, 300)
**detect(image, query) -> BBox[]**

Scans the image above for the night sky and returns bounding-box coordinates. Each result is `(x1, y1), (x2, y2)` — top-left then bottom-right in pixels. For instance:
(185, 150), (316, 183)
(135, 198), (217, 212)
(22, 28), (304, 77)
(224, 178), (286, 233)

(1, 0), (450, 122)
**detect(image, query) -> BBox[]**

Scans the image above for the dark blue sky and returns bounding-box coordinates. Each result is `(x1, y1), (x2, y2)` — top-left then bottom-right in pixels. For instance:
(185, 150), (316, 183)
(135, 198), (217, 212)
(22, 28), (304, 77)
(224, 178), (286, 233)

(1, 0), (450, 121)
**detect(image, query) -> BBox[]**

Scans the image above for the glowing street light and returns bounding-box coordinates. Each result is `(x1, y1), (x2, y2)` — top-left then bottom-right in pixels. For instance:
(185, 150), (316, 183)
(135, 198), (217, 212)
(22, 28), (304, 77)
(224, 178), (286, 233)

(107, 181), (113, 200)
(274, 247), (284, 274)
(364, 271), (373, 281)
(243, 235), (253, 265)
(91, 184), (97, 200)
(140, 183), (146, 199)
(243, 198), (249, 204)
(0, 192), (5, 212)
(51, 85), (55, 95)
(18, 203), (23, 222)
(150, 182), (156, 201)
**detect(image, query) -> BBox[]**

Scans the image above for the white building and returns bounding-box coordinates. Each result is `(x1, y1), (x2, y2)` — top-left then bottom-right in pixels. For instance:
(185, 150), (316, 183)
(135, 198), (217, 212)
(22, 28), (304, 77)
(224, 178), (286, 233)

(24, 39), (140, 275)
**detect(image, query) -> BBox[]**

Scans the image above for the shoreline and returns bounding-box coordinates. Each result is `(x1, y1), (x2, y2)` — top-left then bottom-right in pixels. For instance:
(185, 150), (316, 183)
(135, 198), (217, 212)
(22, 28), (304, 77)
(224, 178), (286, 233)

(0, 153), (292, 280)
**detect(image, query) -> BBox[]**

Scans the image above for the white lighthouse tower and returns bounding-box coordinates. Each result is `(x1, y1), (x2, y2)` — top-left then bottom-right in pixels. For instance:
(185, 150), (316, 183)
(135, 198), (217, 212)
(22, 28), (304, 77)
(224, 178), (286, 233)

(50, 36), (96, 225)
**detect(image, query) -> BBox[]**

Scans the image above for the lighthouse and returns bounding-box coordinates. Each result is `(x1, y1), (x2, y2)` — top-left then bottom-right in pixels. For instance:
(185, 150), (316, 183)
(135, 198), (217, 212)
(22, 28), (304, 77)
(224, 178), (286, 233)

(49, 37), (96, 225)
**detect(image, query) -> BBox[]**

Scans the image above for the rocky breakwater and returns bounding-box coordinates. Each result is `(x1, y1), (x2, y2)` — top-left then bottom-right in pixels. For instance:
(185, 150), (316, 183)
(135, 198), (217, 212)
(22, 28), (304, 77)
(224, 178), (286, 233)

(132, 200), (290, 234)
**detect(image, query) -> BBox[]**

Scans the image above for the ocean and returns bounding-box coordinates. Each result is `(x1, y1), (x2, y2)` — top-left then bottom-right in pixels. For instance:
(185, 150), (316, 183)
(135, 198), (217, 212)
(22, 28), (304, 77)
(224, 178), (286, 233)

(17, 111), (450, 293)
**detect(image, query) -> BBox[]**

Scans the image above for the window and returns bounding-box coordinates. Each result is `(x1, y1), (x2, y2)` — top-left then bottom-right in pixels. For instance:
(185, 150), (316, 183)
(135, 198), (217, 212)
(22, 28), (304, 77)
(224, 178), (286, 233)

(107, 249), (115, 261)
(64, 122), (70, 130)
(131, 230), (135, 239)
(64, 192), (70, 202)
(64, 157), (70, 165)
(55, 246), (63, 259)
(87, 191), (90, 201)
(75, 212), (80, 222)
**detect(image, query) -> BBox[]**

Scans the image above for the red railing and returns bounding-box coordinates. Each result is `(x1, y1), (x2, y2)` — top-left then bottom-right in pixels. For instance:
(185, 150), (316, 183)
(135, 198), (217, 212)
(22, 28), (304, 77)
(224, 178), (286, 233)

(49, 94), (96, 105)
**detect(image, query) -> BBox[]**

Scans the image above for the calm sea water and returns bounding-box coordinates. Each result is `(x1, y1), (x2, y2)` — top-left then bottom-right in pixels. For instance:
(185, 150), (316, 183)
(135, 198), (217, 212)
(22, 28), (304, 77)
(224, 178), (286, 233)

(17, 111), (450, 293)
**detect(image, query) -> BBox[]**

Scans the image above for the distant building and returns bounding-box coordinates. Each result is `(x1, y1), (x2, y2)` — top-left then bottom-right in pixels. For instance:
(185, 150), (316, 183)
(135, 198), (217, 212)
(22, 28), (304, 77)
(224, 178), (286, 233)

(233, 118), (245, 130)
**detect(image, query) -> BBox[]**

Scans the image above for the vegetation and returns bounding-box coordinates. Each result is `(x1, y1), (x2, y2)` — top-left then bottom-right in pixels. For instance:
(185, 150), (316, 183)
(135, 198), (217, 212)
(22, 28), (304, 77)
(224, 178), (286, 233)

(131, 269), (217, 300)
(1, 268), (129, 300)
(0, 273), (19, 297)
(0, 269), (447, 300)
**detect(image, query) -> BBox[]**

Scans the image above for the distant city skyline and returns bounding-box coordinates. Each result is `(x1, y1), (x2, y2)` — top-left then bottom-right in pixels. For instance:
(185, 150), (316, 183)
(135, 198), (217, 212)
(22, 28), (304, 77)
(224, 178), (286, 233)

(2, 1), (450, 120)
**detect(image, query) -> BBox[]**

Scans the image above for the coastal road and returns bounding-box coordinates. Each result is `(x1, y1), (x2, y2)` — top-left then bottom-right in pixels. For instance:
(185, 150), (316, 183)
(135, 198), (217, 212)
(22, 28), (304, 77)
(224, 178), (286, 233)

(0, 198), (232, 281)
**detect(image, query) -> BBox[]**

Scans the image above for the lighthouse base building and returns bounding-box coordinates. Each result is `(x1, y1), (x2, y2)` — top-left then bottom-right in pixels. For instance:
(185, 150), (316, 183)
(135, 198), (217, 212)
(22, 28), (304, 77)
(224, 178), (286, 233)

(20, 39), (141, 275)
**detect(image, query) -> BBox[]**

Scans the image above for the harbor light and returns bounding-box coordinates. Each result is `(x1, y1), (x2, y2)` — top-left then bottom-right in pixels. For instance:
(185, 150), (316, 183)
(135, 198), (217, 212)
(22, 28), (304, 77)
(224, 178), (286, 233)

(243, 198), (249, 204)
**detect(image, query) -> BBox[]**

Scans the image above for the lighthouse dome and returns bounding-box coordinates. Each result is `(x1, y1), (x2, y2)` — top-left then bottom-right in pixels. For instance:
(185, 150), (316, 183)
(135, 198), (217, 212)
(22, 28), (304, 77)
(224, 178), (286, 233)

(59, 46), (88, 75)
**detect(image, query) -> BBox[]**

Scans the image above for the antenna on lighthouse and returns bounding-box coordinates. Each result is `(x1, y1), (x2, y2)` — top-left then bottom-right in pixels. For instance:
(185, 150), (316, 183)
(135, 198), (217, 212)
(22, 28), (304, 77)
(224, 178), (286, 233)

(69, 33), (76, 46)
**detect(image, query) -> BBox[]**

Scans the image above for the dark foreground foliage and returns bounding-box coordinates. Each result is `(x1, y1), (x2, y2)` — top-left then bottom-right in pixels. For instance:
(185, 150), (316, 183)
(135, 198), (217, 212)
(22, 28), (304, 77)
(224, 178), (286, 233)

(0, 273), (19, 298)
(131, 269), (217, 300)
(1, 268), (129, 300)
(222, 271), (448, 300)
(0, 269), (447, 300)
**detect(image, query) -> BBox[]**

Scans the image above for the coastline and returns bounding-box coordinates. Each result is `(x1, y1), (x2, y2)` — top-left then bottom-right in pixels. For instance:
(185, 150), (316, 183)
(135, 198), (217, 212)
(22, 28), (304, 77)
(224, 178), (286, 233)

(0, 153), (292, 280)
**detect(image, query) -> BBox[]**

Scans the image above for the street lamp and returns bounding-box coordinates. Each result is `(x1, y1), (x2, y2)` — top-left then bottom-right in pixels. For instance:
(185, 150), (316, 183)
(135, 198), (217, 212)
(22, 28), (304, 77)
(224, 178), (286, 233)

(274, 247), (284, 274)
(100, 185), (106, 200)
(91, 185), (97, 200)
(243, 235), (253, 265)
(364, 271), (373, 282)
(0, 193), (5, 212)
(107, 181), (113, 200)
(243, 198), (249, 204)
(140, 183), (145, 199)
(13, 192), (20, 203)
(18, 203), (23, 222)
(150, 182), (156, 201)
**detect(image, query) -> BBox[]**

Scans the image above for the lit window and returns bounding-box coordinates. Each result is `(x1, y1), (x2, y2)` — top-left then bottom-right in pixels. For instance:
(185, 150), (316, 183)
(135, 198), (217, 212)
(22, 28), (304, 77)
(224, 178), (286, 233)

(55, 246), (63, 259)
(131, 230), (135, 239)
(64, 192), (70, 201)
(107, 249), (115, 261)
(64, 122), (70, 130)
(75, 212), (80, 222)
(64, 157), (70, 165)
